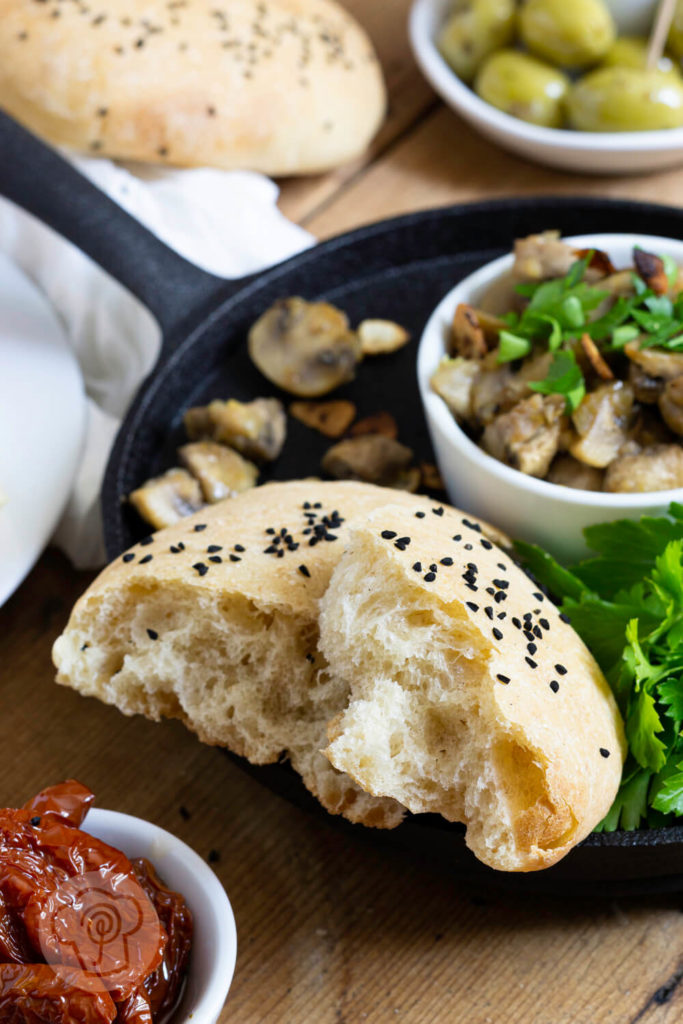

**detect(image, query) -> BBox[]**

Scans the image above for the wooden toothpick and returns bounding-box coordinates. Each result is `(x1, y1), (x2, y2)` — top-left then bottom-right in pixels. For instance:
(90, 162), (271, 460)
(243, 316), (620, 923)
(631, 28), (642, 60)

(647, 0), (678, 70)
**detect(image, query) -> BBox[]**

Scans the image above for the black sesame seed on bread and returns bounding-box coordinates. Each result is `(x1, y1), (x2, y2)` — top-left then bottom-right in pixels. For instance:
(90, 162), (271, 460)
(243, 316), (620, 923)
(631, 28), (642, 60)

(318, 503), (626, 871)
(0, 0), (385, 174)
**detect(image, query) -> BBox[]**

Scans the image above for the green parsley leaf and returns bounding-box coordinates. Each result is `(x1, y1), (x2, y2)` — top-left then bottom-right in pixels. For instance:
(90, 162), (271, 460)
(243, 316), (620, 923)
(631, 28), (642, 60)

(497, 331), (532, 363)
(651, 761), (683, 816)
(659, 677), (683, 724)
(625, 684), (667, 773)
(595, 769), (651, 832)
(528, 350), (585, 413)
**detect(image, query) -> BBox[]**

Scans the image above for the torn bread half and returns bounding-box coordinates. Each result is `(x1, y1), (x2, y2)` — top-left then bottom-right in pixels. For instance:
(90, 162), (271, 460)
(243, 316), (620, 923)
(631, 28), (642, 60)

(318, 503), (626, 871)
(53, 481), (476, 829)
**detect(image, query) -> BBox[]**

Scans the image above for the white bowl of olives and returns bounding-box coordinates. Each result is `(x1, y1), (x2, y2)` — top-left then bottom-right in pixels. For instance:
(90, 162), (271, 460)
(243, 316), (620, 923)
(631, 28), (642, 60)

(409, 0), (683, 174)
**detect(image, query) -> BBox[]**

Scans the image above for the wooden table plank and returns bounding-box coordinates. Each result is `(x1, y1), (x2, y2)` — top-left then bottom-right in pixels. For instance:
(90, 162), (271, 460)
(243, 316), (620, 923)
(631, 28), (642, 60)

(304, 104), (683, 239)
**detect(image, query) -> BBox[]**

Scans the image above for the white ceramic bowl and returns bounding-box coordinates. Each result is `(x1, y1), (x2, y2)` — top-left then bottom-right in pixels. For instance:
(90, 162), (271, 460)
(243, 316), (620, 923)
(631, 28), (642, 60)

(417, 232), (683, 562)
(86, 807), (237, 1024)
(408, 0), (683, 175)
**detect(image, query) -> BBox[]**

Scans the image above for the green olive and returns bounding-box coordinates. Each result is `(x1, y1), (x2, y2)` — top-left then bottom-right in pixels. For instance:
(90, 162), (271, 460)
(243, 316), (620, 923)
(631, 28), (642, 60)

(566, 67), (683, 131)
(668, 0), (683, 58)
(475, 50), (570, 127)
(437, 0), (517, 83)
(602, 36), (680, 78)
(519, 0), (615, 68)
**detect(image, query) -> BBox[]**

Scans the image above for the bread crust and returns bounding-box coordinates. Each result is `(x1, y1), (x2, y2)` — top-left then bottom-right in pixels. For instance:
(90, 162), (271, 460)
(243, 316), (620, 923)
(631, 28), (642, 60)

(0, 0), (386, 174)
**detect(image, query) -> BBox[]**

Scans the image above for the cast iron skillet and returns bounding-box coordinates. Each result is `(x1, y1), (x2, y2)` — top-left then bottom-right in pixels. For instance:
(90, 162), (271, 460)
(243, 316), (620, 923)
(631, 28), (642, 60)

(2, 109), (683, 892)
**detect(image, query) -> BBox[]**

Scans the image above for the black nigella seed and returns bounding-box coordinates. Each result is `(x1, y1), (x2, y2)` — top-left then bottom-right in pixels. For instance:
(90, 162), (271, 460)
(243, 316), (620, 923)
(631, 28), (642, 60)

(480, 539), (493, 550)
(465, 583), (478, 592)
(466, 602), (478, 612)
(533, 625), (543, 639)
(324, 534), (337, 542)
(277, 550), (284, 558)
(170, 546), (180, 554)
(492, 628), (503, 641)
(234, 544), (245, 552)
(139, 554), (153, 564)
(494, 592), (506, 604)
(525, 657), (538, 669)
(194, 524), (207, 532)
(524, 630), (535, 643)
(415, 511), (426, 518)
(555, 664), (568, 676)
(266, 527), (276, 534)
(440, 557), (454, 566)
(432, 507), (444, 516)
(122, 553), (135, 563)
(140, 536), (154, 546)
(298, 565), (311, 578)
(178, 542), (185, 551)
(464, 544), (473, 550)
(147, 629), (158, 640)
(381, 530), (397, 540)
(462, 518), (482, 533)
(280, 528), (287, 537)
(210, 556), (223, 564)
(463, 573), (477, 585)
(264, 545), (277, 554)
(493, 579), (509, 590)
(496, 674), (510, 684)
(539, 618), (550, 631)
(485, 587), (495, 596)
(550, 681), (560, 693)
(413, 562), (422, 573)
(600, 748), (610, 758)
(207, 544), (222, 553)
(309, 537), (319, 547)
(532, 592), (545, 602)
(497, 563), (506, 572)
(398, 537), (411, 546)
(80, 643), (89, 651)
(424, 572), (436, 582)
(527, 643), (537, 656)
(467, 563), (478, 572)
(485, 607), (494, 620)
(193, 563), (208, 576)
(523, 612), (533, 621)
(30, 817), (40, 827)
(313, 502), (322, 509)
(303, 502), (311, 510)
(560, 613), (572, 624)
(512, 617), (522, 629)
(497, 612), (506, 620)
(429, 564), (438, 572)
(452, 534), (462, 542)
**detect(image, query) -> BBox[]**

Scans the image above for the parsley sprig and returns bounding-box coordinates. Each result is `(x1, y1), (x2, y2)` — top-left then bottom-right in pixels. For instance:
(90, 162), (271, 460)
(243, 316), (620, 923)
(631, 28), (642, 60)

(516, 503), (683, 832)
(497, 250), (683, 412)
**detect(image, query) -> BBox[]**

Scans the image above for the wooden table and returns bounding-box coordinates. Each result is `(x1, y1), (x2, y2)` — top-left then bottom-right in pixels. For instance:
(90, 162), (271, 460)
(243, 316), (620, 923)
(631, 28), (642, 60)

(3, 3), (683, 1021)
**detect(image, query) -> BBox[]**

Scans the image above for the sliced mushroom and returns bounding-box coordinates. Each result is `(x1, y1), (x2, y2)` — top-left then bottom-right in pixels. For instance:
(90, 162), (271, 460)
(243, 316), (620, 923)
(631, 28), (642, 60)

(357, 319), (410, 356)
(580, 333), (614, 381)
(513, 230), (575, 282)
(289, 399), (356, 438)
(129, 468), (205, 530)
(321, 435), (414, 487)
(248, 297), (362, 397)
(350, 411), (399, 439)
(470, 354), (514, 427)
(431, 356), (481, 422)
(605, 444), (683, 492)
(659, 376), (683, 435)
(633, 248), (668, 296)
(547, 455), (605, 492)
(628, 362), (664, 404)
(574, 248), (616, 278)
(626, 406), (674, 450)
(625, 343), (683, 383)
(570, 382), (634, 468)
(184, 397), (286, 462)
(481, 393), (565, 478)
(450, 304), (487, 359)
(178, 442), (258, 502)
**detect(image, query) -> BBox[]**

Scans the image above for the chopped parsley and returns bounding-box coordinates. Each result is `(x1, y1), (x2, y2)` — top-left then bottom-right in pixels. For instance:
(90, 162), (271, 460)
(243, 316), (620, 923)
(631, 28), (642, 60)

(496, 249), (683, 411)
(516, 503), (683, 832)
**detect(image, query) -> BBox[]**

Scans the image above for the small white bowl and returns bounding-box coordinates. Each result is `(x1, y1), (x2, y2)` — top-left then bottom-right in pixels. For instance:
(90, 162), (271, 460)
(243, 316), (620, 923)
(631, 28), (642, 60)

(408, 0), (683, 175)
(417, 232), (683, 562)
(86, 807), (237, 1024)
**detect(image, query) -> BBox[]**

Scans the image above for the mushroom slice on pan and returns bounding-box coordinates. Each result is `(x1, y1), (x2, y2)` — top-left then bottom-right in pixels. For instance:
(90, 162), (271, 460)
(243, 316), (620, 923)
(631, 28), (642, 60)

(129, 468), (205, 530)
(321, 435), (414, 487)
(481, 393), (565, 478)
(450, 304), (488, 359)
(357, 319), (410, 356)
(350, 411), (399, 439)
(659, 376), (683, 436)
(570, 382), (634, 468)
(605, 444), (683, 492)
(547, 455), (605, 492)
(184, 397), (286, 462)
(290, 400), (357, 438)
(248, 297), (362, 397)
(178, 442), (258, 503)
(625, 343), (683, 382)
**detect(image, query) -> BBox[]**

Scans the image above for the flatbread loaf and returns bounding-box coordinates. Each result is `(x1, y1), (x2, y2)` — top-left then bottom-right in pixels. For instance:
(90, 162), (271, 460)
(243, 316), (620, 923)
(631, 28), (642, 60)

(318, 503), (626, 871)
(0, 0), (385, 175)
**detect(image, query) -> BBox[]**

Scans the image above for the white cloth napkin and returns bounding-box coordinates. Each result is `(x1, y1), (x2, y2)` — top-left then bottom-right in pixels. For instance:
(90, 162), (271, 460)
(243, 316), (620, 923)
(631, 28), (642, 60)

(0, 157), (313, 568)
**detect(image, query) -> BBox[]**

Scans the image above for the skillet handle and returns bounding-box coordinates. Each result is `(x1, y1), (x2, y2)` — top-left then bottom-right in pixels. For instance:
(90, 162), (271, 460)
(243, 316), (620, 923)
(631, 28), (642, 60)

(0, 109), (229, 340)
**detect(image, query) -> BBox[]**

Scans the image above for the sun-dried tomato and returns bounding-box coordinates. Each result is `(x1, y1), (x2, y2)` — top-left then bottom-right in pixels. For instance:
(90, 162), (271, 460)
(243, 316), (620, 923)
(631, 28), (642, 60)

(114, 988), (153, 1024)
(130, 861), (192, 1023)
(0, 894), (34, 965)
(0, 964), (116, 1024)
(24, 783), (95, 830)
